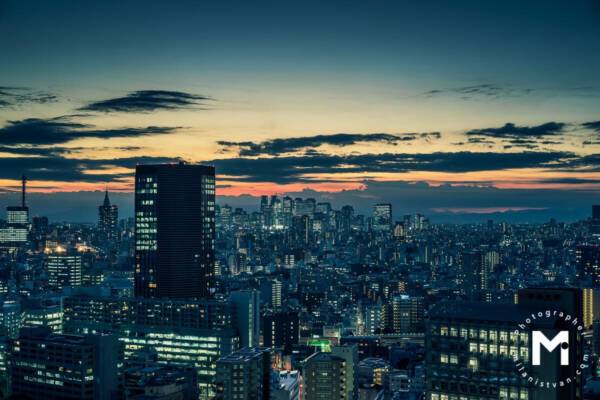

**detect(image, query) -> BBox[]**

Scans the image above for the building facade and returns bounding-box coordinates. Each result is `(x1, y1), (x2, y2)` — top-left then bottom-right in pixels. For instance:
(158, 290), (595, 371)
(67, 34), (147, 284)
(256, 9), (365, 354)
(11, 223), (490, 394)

(135, 162), (216, 298)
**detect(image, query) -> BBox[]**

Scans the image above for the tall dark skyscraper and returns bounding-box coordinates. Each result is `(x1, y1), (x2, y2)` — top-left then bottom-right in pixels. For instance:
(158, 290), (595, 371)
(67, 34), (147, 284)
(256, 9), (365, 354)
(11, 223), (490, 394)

(98, 190), (118, 241)
(592, 204), (600, 235)
(134, 162), (216, 299)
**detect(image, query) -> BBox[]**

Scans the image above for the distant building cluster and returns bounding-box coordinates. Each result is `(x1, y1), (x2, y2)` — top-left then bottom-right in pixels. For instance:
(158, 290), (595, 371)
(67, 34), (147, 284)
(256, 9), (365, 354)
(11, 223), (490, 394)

(0, 163), (599, 399)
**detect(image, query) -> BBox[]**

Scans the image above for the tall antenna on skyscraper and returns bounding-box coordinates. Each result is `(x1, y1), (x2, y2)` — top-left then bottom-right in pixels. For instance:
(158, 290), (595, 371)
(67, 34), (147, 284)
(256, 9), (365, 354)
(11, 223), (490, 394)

(21, 175), (27, 207)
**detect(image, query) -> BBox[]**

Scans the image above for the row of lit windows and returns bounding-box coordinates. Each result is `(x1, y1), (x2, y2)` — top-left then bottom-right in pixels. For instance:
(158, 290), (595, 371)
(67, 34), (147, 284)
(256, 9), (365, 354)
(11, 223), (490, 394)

(430, 387), (528, 400)
(437, 326), (528, 344)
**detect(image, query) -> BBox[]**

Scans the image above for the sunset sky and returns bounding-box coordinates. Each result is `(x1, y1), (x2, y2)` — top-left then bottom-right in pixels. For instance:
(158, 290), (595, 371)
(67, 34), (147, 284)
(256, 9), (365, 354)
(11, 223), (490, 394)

(1, 0), (600, 221)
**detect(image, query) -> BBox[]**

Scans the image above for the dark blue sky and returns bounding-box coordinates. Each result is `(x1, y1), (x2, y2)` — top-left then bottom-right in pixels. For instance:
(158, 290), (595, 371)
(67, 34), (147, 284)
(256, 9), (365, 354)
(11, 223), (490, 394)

(3, 0), (600, 89)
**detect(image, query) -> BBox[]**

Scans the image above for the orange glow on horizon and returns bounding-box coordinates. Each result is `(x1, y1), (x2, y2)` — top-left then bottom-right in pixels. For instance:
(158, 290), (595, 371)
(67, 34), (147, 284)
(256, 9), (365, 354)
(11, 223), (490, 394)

(1, 167), (599, 195)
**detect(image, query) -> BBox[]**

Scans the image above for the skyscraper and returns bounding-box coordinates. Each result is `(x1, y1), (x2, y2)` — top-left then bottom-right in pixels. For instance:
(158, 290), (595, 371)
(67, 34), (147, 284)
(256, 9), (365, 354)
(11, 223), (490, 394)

(98, 190), (118, 242)
(426, 288), (584, 400)
(303, 352), (349, 400)
(134, 162), (216, 299)
(0, 175), (29, 252)
(47, 249), (82, 290)
(262, 309), (299, 354)
(576, 244), (600, 285)
(592, 205), (600, 235)
(215, 347), (271, 400)
(372, 203), (392, 233)
(10, 326), (120, 400)
(229, 290), (260, 348)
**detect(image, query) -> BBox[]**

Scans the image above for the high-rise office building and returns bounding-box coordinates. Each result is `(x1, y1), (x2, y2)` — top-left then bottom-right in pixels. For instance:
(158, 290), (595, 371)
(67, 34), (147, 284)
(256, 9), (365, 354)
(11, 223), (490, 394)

(31, 215), (49, 250)
(10, 326), (120, 400)
(98, 190), (118, 242)
(583, 287), (600, 329)
(592, 205), (600, 235)
(215, 347), (271, 400)
(272, 279), (283, 308)
(47, 250), (82, 290)
(426, 288), (584, 400)
(63, 291), (239, 399)
(482, 250), (500, 287)
(0, 300), (22, 339)
(331, 345), (358, 400)
(390, 295), (424, 333)
(0, 176), (29, 251)
(576, 244), (600, 285)
(303, 352), (349, 400)
(262, 309), (299, 354)
(459, 250), (484, 298)
(373, 203), (392, 233)
(229, 290), (260, 348)
(22, 298), (63, 332)
(363, 305), (383, 335)
(135, 162), (216, 298)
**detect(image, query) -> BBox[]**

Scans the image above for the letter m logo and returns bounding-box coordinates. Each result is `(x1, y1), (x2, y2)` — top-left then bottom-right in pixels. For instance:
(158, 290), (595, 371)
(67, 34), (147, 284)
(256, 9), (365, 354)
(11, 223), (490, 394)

(532, 330), (569, 366)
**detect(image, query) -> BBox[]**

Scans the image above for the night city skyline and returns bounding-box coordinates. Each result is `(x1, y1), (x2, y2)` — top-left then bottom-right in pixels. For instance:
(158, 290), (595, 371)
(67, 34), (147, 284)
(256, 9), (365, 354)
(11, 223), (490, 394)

(1, 2), (600, 400)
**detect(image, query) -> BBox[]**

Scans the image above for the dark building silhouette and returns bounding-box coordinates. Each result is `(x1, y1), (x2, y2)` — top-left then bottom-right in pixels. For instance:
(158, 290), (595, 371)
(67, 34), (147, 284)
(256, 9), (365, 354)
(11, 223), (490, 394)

(303, 352), (350, 400)
(134, 163), (216, 298)
(10, 326), (119, 400)
(262, 309), (299, 354)
(592, 205), (600, 235)
(576, 244), (600, 285)
(215, 347), (271, 400)
(98, 190), (118, 242)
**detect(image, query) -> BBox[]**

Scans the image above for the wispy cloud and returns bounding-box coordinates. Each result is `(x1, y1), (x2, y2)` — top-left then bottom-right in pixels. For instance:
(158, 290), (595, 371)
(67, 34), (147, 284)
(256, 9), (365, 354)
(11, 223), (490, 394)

(582, 120), (600, 133)
(421, 84), (534, 100)
(79, 90), (212, 113)
(464, 122), (567, 149)
(0, 86), (58, 108)
(218, 132), (441, 156)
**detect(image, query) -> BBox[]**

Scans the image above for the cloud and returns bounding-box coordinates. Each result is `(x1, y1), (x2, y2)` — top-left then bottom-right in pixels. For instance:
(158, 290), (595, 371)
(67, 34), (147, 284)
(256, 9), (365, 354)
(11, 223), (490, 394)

(0, 149), (579, 186)
(0, 154), (180, 182)
(422, 84), (534, 100)
(466, 122), (566, 139)
(218, 132), (441, 156)
(0, 116), (179, 146)
(582, 120), (600, 133)
(0, 86), (58, 108)
(79, 90), (212, 113)
(464, 122), (567, 149)
(210, 151), (576, 183)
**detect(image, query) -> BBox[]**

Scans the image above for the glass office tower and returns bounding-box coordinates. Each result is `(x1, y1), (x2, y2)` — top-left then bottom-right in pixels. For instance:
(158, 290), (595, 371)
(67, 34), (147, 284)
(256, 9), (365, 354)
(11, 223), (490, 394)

(135, 162), (216, 298)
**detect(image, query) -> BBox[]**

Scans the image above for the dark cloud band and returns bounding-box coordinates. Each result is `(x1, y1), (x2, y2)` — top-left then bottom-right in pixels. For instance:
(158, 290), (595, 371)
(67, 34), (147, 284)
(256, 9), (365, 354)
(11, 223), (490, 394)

(0, 116), (179, 146)
(218, 132), (441, 156)
(79, 90), (211, 113)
